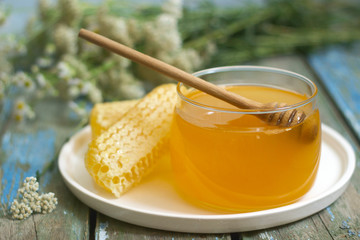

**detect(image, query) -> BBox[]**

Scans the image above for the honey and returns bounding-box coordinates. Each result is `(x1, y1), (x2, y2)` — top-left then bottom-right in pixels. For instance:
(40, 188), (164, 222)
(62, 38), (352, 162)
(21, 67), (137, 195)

(170, 85), (321, 212)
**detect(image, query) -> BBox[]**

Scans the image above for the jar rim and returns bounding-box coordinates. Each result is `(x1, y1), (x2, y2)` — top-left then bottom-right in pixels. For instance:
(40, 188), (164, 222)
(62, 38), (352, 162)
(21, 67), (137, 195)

(176, 65), (318, 114)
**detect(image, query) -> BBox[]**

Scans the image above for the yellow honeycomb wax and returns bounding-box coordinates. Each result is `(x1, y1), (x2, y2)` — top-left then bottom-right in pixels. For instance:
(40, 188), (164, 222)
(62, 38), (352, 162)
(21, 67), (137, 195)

(85, 84), (177, 197)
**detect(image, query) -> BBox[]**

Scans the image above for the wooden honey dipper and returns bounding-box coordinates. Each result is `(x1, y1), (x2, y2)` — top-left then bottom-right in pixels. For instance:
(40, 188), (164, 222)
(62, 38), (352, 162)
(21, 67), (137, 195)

(78, 29), (309, 128)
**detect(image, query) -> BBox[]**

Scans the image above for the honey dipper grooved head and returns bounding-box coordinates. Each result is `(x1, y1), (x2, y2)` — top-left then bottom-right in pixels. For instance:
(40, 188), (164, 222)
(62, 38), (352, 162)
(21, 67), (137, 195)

(263, 102), (306, 127)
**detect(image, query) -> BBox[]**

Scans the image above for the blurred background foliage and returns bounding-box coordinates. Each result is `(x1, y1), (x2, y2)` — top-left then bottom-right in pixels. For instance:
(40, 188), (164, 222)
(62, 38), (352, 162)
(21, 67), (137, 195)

(0, 0), (359, 123)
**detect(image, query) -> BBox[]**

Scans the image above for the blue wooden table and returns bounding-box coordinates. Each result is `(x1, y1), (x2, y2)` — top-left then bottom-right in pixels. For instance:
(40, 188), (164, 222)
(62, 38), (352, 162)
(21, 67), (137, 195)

(0, 1), (360, 237)
(0, 44), (359, 239)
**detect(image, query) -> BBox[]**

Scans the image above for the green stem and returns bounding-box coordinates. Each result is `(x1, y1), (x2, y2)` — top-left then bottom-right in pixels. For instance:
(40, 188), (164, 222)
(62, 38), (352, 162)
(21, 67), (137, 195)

(184, 8), (275, 50)
(253, 29), (360, 48)
(88, 60), (117, 78)
(213, 29), (360, 65)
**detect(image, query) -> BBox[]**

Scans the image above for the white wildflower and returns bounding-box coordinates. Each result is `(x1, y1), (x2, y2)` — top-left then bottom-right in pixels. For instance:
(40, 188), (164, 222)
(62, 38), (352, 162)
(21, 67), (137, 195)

(14, 99), (26, 111)
(10, 177), (58, 220)
(119, 81), (145, 100)
(79, 17), (102, 56)
(39, 192), (58, 214)
(62, 55), (90, 80)
(67, 77), (81, 86)
(23, 77), (36, 92)
(162, 0), (183, 19)
(0, 72), (9, 84)
(21, 177), (39, 193)
(204, 41), (217, 59)
(173, 48), (202, 73)
(98, 68), (144, 100)
(111, 54), (131, 69)
(144, 14), (181, 53)
(13, 99), (35, 122)
(35, 74), (46, 87)
(68, 85), (80, 98)
(12, 72), (26, 87)
(88, 85), (102, 103)
(12, 72), (35, 92)
(156, 51), (175, 64)
(19, 178), (42, 213)
(118, 71), (145, 99)
(58, 0), (81, 26)
(10, 200), (33, 220)
(33, 73), (56, 98)
(78, 82), (102, 103)
(14, 112), (24, 122)
(82, 16), (99, 33)
(36, 57), (52, 68)
(68, 101), (86, 117)
(26, 109), (35, 120)
(78, 81), (91, 95)
(98, 10), (133, 47)
(56, 62), (73, 79)
(53, 24), (78, 55)
(126, 19), (143, 43)
(38, 0), (51, 22)
(22, 191), (41, 213)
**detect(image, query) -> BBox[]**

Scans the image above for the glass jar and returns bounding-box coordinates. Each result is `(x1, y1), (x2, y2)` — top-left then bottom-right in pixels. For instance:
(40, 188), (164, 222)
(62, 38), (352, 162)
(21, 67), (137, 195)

(169, 66), (321, 212)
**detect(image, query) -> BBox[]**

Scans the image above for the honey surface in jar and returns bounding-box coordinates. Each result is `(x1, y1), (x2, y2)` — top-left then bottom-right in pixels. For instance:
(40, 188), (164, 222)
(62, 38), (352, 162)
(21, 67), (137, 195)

(170, 85), (321, 212)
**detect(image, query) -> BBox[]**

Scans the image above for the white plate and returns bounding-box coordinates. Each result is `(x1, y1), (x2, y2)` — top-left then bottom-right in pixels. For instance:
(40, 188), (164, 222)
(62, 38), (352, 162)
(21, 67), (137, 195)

(58, 124), (355, 233)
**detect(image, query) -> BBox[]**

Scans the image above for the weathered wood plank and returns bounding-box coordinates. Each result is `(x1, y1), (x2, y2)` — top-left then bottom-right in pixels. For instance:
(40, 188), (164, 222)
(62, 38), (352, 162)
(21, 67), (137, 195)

(95, 213), (231, 240)
(306, 44), (360, 239)
(242, 215), (333, 240)
(318, 185), (360, 239)
(0, 99), (90, 239)
(241, 55), (360, 239)
(91, 53), (360, 239)
(242, 217), (333, 240)
(308, 43), (360, 140)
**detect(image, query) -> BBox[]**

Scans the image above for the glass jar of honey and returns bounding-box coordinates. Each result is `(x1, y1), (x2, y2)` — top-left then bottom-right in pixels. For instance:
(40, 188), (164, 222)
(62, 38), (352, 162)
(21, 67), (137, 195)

(169, 66), (321, 213)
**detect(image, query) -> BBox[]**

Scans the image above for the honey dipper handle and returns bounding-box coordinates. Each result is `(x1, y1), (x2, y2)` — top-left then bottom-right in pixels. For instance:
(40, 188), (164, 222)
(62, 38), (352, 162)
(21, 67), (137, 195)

(78, 29), (262, 110)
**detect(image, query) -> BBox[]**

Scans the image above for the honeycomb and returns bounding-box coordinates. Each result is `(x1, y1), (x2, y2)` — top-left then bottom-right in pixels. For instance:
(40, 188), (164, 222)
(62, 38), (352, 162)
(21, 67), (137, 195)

(90, 100), (138, 139)
(85, 84), (177, 197)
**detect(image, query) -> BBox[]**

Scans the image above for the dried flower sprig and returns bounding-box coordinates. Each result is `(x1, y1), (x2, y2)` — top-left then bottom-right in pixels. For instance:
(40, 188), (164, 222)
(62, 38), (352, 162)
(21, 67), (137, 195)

(0, 0), (209, 126)
(180, 0), (360, 66)
(1, 0), (360, 126)
(10, 177), (58, 220)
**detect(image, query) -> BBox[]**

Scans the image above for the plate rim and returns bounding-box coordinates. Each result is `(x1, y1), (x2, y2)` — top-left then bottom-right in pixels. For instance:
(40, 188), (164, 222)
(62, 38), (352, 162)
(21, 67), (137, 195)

(58, 124), (356, 227)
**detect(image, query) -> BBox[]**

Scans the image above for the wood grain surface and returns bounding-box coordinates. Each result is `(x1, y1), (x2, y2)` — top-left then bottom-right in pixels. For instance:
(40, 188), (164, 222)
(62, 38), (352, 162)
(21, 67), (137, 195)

(1, 49), (359, 239)
(308, 43), (360, 141)
(0, 99), (90, 239)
